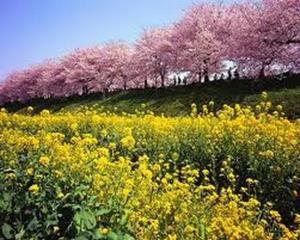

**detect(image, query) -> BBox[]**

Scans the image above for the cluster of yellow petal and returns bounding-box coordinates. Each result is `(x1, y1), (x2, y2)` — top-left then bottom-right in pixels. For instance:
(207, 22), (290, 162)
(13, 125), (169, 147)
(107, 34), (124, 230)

(0, 100), (299, 239)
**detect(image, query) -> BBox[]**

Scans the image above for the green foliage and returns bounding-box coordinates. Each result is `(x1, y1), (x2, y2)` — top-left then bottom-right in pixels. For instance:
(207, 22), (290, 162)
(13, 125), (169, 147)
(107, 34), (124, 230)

(5, 75), (300, 119)
(0, 157), (134, 239)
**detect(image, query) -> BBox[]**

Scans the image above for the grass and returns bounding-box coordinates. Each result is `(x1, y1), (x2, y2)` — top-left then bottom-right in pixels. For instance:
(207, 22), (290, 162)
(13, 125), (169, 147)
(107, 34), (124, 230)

(5, 75), (300, 119)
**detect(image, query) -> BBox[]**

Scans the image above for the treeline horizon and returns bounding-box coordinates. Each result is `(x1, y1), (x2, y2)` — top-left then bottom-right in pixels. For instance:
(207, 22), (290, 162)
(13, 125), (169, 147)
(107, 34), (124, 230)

(0, 0), (299, 105)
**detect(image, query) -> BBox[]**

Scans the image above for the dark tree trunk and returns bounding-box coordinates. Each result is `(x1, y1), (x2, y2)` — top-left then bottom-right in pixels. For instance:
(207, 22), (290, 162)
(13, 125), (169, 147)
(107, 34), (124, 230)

(155, 78), (158, 88)
(173, 76), (177, 86)
(198, 72), (202, 83)
(203, 68), (209, 83)
(82, 85), (89, 95)
(123, 79), (127, 90)
(178, 76), (182, 85)
(259, 66), (265, 78)
(160, 73), (165, 88)
(227, 69), (232, 81)
(203, 59), (209, 83)
(103, 88), (108, 99)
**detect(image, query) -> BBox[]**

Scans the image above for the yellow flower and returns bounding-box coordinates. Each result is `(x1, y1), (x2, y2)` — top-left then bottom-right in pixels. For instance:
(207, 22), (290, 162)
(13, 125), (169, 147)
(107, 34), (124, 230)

(184, 225), (196, 234)
(40, 109), (50, 116)
(39, 156), (50, 166)
(109, 142), (116, 150)
(166, 234), (177, 240)
(121, 135), (135, 150)
(54, 170), (64, 178)
(5, 172), (16, 180)
(99, 227), (109, 235)
(246, 178), (254, 185)
(202, 169), (209, 176)
(227, 172), (235, 181)
(101, 129), (108, 138)
(70, 123), (78, 131)
(261, 91), (268, 100)
(27, 106), (34, 112)
(53, 226), (60, 233)
(28, 184), (39, 193)
(98, 147), (110, 158)
(26, 167), (34, 176)
(57, 192), (64, 199)
(187, 177), (194, 183)
(259, 150), (274, 159)
(270, 210), (281, 222)
(172, 152), (179, 161)
(276, 105), (283, 112)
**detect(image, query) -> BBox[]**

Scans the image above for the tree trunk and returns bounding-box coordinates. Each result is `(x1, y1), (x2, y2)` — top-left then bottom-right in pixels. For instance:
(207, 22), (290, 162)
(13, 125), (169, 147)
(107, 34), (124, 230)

(203, 68), (209, 83)
(198, 72), (202, 83)
(103, 88), (108, 99)
(123, 79), (127, 90)
(160, 73), (165, 88)
(82, 85), (89, 95)
(259, 66), (265, 78)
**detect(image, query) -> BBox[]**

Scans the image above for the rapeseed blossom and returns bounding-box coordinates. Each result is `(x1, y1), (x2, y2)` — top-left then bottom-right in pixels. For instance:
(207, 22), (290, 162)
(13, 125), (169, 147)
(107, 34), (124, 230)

(28, 184), (40, 193)
(0, 99), (299, 239)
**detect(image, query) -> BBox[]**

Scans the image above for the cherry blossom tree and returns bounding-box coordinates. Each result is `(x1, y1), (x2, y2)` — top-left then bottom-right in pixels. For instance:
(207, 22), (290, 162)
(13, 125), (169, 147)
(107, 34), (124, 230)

(228, 0), (300, 77)
(0, 71), (24, 104)
(1, 0), (299, 105)
(39, 61), (69, 98)
(171, 3), (231, 83)
(134, 27), (174, 88)
(0, 60), (56, 103)
(59, 47), (105, 96)
(99, 42), (133, 92)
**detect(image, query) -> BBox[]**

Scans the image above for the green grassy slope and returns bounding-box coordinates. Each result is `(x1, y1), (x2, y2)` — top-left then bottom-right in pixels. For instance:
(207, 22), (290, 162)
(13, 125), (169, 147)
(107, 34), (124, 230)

(6, 77), (300, 119)
(63, 86), (300, 119)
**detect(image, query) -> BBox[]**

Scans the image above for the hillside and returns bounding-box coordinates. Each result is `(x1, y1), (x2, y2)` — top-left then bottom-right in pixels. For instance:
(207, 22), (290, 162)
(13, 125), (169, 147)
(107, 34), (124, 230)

(4, 77), (300, 119)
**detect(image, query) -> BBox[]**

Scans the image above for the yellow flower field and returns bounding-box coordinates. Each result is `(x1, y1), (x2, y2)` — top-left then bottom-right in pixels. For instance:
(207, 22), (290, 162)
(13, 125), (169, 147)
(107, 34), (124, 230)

(0, 94), (299, 239)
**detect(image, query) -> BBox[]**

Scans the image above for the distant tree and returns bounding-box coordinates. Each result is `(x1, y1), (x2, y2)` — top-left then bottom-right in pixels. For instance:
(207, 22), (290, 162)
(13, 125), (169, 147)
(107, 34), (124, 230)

(59, 47), (104, 96)
(228, 0), (300, 77)
(100, 42), (133, 91)
(1, 0), (299, 105)
(134, 27), (174, 88)
(171, 3), (230, 83)
(0, 60), (56, 103)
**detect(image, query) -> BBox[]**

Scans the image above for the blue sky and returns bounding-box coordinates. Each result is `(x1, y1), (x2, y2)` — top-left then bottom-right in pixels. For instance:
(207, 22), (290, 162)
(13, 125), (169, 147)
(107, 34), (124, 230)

(0, 0), (235, 80)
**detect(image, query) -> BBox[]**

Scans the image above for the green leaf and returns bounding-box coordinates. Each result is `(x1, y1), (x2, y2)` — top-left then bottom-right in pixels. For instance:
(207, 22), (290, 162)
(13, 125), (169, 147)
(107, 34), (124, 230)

(200, 223), (206, 240)
(2, 223), (14, 239)
(124, 234), (135, 240)
(15, 228), (25, 240)
(27, 216), (39, 231)
(119, 215), (128, 226)
(107, 231), (119, 240)
(96, 208), (111, 216)
(74, 209), (97, 231)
